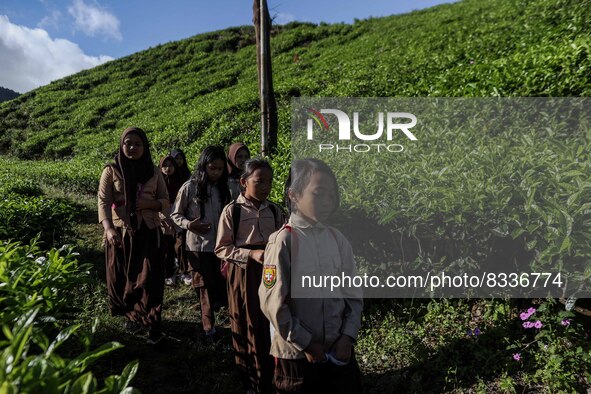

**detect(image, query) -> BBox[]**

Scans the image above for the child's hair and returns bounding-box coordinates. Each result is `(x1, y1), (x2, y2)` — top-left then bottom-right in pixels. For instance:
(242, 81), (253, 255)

(160, 155), (177, 171)
(240, 158), (273, 181)
(192, 145), (230, 203)
(284, 158), (340, 215)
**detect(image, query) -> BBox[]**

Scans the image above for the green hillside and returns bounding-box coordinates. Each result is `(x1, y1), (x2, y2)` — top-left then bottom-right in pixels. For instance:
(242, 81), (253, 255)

(0, 0), (589, 167)
(1, 0), (591, 391)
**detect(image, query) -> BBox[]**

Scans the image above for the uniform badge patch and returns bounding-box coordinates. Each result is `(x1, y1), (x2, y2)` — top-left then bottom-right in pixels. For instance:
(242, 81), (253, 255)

(263, 265), (277, 289)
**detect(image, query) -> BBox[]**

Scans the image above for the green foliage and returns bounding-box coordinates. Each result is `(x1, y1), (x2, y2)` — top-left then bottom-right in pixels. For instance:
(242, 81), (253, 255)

(0, 157), (101, 195)
(0, 176), (43, 197)
(507, 299), (591, 392)
(358, 299), (591, 392)
(0, 242), (139, 393)
(0, 194), (77, 246)
(325, 102), (591, 292)
(0, 308), (140, 394)
(0, 0), (589, 165)
(0, 241), (89, 324)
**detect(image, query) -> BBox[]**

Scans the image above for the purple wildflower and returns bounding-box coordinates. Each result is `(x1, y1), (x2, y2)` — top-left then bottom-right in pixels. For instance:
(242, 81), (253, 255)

(520, 312), (530, 321)
(561, 319), (571, 327)
(534, 320), (543, 329)
(473, 327), (481, 336)
(522, 321), (532, 329)
(527, 307), (536, 315)
(513, 353), (521, 361)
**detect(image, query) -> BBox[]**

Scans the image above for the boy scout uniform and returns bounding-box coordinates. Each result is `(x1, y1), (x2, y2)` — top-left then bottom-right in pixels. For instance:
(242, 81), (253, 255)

(259, 212), (363, 393)
(215, 194), (284, 393)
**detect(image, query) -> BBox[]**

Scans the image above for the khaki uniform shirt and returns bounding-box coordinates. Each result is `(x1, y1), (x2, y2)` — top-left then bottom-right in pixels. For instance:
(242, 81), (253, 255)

(170, 180), (223, 252)
(259, 212), (363, 359)
(98, 165), (169, 230)
(215, 193), (284, 268)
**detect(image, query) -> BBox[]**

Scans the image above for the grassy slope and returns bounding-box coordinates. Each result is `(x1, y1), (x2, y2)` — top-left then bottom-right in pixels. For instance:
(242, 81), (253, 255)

(0, 0), (589, 166)
(1, 0), (591, 392)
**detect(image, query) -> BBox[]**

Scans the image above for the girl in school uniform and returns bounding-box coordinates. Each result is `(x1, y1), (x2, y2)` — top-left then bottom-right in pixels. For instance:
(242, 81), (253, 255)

(227, 142), (251, 200)
(171, 146), (230, 339)
(170, 147), (192, 285)
(215, 158), (284, 394)
(259, 158), (363, 394)
(170, 148), (192, 184)
(98, 127), (169, 344)
(159, 155), (182, 285)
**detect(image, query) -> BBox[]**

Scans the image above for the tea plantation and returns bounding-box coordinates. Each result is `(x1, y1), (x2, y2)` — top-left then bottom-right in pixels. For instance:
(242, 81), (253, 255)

(1, 0), (590, 391)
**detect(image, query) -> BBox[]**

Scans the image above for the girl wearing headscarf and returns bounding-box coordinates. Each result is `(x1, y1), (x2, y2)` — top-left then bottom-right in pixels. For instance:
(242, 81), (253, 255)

(227, 142), (251, 200)
(170, 147), (192, 284)
(170, 148), (192, 184)
(98, 127), (169, 344)
(159, 155), (182, 285)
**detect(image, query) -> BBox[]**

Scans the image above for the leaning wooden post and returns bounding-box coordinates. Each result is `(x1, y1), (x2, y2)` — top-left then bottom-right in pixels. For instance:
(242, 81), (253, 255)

(253, 0), (278, 157)
(259, 0), (269, 156)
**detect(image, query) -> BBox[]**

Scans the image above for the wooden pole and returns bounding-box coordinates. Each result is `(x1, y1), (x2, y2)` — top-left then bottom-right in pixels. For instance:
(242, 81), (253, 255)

(260, 0), (269, 157)
(254, 0), (277, 157)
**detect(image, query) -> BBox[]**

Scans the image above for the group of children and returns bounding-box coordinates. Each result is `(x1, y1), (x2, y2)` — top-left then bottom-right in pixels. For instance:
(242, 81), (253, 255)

(98, 127), (363, 394)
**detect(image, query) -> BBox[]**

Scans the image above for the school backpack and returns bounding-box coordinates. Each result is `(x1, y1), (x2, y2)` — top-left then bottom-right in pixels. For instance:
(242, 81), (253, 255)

(220, 200), (282, 278)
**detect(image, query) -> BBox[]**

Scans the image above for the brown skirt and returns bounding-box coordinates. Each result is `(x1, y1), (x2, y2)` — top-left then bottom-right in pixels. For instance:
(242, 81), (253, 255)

(174, 230), (190, 275)
(227, 261), (274, 393)
(105, 224), (164, 329)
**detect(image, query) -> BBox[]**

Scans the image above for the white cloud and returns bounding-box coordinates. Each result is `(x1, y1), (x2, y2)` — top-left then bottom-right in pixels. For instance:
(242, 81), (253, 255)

(68, 0), (121, 41)
(0, 15), (113, 93)
(38, 10), (63, 31)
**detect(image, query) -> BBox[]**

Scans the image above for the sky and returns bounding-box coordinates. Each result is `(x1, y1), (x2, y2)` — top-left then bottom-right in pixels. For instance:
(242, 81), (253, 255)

(0, 0), (456, 93)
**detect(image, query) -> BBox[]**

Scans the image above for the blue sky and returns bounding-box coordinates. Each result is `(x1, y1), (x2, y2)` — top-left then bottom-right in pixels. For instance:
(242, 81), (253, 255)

(0, 0), (455, 93)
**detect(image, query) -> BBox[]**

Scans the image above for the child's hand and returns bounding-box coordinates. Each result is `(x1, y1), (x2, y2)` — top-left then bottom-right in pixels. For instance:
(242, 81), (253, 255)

(248, 250), (265, 264)
(105, 228), (121, 247)
(304, 342), (326, 363)
(188, 219), (212, 235)
(332, 335), (352, 363)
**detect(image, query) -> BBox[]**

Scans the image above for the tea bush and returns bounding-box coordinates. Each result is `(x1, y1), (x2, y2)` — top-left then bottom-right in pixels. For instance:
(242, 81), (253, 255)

(0, 242), (139, 393)
(0, 241), (89, 324)
(0, 195), (77, 246)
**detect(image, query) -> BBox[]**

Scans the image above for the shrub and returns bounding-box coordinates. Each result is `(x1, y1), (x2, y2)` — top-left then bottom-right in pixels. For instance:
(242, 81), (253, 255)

(0, 195), (77, 246)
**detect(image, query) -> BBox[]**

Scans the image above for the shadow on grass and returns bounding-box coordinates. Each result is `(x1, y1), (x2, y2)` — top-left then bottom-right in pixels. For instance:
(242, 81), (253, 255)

(92, 319), (242, 394)
(361, 325), (515, 393)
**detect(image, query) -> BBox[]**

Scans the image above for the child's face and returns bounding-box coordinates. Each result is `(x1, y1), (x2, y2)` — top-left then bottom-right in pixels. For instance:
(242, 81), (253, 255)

(122, 134), (144, 160)
(291, 171), (337, 224)
(234, 148), (250, 171)
(206, 159), (225, 183)
(174, 154), (185, 168)
(161, 159), (175, 176)
(241, 167), (272, 203)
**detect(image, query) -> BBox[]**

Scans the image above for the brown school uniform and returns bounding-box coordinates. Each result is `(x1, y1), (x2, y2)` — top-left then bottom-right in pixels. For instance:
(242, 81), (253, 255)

(259, 212), (363, 394)
(159, 155), (182, 279)
(170, 149), (191, 277)
(215, 193), (284, 393)
(171, 179), (227, 332)
(227, 142), (250, 200)
(98, 164), (169, 328)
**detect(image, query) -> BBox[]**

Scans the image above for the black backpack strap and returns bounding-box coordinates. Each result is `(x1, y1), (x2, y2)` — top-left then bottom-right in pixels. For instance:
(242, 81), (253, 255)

(268, 203), (277, 225)
(231, 201), (241, 240)
(268, 202), (286, 228)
